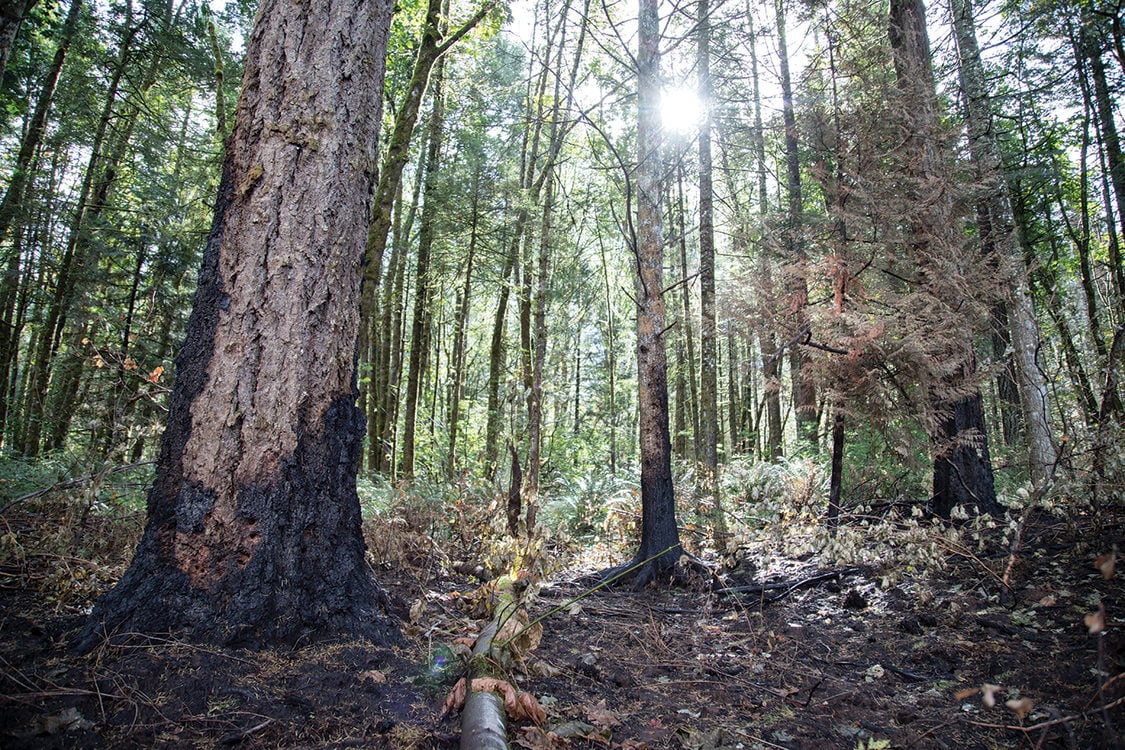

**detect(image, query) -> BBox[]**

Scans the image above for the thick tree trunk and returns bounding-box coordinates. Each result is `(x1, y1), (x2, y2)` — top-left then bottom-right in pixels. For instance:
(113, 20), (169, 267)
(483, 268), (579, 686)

(78, 0), (395, 650)
(888, 0), (999, 517)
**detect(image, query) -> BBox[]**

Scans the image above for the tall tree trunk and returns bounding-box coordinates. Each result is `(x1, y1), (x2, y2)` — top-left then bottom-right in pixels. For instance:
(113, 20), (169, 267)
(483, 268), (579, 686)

(0, 0), (81, 248)
(79, 0), (396, 649)
(776, 0), (817, 450)
(675, 170), (699, 455)
(0, 0), (38, 82)
(697, 0), (722, 534)
(949, 0), (1057, 485)
(1081, 11), (1125, 256)
(400, 57), (447, 479)
(748, 2), (782, 459)
(888, 0), (999, 517)
(446, 176), (480, 477)
(484, 246), (515, 479)
(625, 0), (683, 584)
(598, 232), (618, 474)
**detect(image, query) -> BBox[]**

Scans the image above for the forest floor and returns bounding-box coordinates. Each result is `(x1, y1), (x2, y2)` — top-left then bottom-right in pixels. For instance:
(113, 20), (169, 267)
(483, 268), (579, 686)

(0, 500), (1123, 749)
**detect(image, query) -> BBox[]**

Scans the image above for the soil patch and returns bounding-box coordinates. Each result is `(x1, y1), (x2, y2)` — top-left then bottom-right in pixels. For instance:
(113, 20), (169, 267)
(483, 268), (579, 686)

(1, 509), (1122, 748)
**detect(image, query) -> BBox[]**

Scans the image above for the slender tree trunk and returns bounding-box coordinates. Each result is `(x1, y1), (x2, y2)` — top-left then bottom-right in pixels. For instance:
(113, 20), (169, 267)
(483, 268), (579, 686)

(0, 0), (38, 82)
(950, 0), (1057, 485)
(1082, 12), (1125, 254)
(697, 0), (723, 534)
(446, 178), (480, 477)
(598, 232), (618, 474)
(79, 0), (396, 649)
(400, 58), (447, 479)
(675, 171), (699, 455)
(625, 0), (684, 584)
(484, 247), (515, 479)
(776, 0), (817, 450)
(0, 0), (81, 248)
(748, 3), (782, 459)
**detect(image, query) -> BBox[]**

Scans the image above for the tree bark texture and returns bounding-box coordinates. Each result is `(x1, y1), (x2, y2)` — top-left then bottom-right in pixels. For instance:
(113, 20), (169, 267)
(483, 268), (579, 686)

(79, 0), (395, 649)
(949, 0), (1057, 485)
(630, 0), (683, 581)
(0, 0), (38, 82)
(888, 0), (999, 517)
(776, 0), (817, 450)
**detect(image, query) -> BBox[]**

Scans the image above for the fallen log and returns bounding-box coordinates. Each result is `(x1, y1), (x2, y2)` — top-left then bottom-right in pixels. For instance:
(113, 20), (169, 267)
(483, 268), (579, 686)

(716, 567), (863, 604)
(461, 621), (507, 750)
(455, 576), (545, 750)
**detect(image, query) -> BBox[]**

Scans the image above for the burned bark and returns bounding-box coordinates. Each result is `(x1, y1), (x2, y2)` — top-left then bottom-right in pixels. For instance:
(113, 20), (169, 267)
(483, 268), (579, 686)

(78, 0), (395, 650)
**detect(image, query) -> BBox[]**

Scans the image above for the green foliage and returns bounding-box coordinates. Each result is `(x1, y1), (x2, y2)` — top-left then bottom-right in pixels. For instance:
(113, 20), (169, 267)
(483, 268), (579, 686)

(538, 468), (638, 543)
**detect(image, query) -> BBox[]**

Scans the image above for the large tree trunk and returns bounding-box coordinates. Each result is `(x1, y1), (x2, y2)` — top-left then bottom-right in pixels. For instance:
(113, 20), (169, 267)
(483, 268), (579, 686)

(78, 0), (396, 650)
(888, 0), (999, 517)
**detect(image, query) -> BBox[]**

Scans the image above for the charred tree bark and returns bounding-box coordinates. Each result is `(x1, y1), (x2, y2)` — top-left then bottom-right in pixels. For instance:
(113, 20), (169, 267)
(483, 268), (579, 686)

(78, 0), (396, 650)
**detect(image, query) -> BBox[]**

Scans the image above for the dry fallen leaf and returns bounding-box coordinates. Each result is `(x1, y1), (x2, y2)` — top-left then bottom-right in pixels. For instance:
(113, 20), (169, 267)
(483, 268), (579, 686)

(618, 740), (650, 750)
(953, 687), (979, 701)
(360, 669), (387, 683)
(1095, 550), (1116, 580)
(1005, 697), (1034, 720)
(586, 698), (621, 729)
(513, 691), (547, 725)
(514, 726), (563, 750)
(441, 677), (467, 716)
(453, 636), (477, 648)
(408, 599), (425, 623)
(1086, 604), (1106, 635)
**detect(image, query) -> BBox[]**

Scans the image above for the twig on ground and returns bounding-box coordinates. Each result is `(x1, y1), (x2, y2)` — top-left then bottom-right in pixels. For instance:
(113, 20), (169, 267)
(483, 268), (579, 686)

(220, 718), (273, 745)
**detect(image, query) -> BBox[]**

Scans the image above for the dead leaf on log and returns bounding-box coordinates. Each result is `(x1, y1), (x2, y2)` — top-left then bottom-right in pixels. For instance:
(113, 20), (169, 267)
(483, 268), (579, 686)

(462, 677), (546, 726)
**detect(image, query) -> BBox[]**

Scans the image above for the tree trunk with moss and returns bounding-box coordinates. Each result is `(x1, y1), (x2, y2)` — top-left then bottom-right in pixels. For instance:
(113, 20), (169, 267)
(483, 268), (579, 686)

(78, 0), (395, 649)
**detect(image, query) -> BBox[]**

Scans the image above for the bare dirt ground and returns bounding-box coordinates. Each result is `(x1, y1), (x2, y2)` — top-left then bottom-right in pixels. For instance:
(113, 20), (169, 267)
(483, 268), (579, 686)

(1, 502), (1122, 749)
